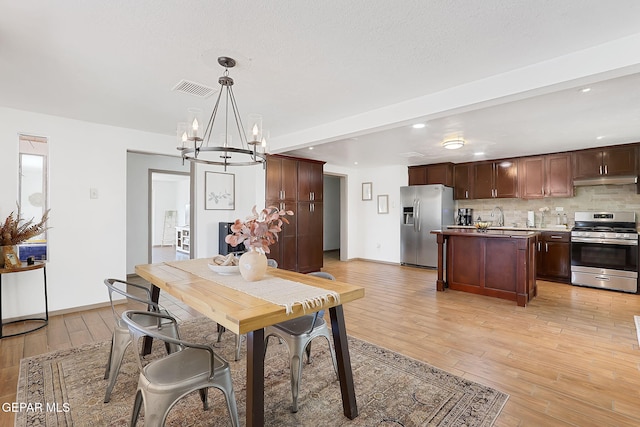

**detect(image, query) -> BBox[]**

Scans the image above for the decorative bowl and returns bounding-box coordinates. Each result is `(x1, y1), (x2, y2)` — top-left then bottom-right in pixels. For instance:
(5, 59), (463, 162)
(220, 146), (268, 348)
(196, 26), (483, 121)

(208, 263), (240, 275)
(474, 221), (492, 232)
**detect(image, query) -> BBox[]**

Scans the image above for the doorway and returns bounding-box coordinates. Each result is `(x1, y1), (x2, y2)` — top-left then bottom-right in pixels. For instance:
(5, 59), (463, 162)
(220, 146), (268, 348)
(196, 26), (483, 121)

(149, 170), (191, 263)
(324, 174), (347, 261)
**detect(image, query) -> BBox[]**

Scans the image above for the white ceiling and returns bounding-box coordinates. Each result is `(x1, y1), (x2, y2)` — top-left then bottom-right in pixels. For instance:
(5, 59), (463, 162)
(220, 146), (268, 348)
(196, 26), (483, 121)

(2, 1), (640, 168)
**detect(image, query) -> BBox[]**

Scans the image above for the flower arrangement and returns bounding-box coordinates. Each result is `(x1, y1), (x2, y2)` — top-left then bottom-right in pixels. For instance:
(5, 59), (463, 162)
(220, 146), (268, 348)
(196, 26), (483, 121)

(1, 209), (50, 246)
(225, 206), (294, 253)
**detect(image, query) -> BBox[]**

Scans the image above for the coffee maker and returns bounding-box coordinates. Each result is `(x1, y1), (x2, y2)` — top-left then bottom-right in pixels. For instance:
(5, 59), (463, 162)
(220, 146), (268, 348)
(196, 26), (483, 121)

(457, 208), (473, 226)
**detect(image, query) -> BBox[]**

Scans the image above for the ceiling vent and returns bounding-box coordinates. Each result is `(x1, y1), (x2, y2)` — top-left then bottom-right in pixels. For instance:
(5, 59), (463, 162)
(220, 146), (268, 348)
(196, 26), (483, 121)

(172, 79), (217, 98)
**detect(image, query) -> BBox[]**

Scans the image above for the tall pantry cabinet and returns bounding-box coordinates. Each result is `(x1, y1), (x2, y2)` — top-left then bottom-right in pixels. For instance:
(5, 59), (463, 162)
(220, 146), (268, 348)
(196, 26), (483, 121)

(265, 155), (324, 273)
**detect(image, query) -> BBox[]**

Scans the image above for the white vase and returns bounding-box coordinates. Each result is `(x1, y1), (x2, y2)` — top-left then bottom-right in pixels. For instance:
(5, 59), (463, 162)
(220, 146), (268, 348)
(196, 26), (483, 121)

(239, 248), (267, 281)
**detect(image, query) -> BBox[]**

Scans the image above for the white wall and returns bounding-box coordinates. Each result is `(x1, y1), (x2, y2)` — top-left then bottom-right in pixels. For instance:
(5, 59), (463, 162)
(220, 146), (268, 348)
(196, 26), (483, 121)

(192, 162), (266, 259)
(0, 107), (182, 318)
(324, 163), (408, 263)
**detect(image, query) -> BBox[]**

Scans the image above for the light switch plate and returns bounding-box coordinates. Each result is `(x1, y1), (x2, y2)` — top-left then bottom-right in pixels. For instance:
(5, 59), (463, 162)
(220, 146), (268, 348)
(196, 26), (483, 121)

(90, 188), (98, 199)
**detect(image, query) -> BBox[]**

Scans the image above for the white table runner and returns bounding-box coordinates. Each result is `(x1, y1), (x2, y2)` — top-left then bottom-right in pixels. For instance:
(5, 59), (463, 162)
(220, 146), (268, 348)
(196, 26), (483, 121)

(166, 261), (340, 315)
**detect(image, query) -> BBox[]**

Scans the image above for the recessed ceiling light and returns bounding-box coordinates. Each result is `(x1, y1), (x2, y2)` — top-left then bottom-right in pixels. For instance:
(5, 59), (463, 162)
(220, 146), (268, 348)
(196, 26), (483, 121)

(596, 136), (604, 140)
(308, 146), (314, 150)
(354, 162), (358, 165)
(474, 152), (485, 156)
(412, 123), (426, 129)
(580, 87), (591, 93)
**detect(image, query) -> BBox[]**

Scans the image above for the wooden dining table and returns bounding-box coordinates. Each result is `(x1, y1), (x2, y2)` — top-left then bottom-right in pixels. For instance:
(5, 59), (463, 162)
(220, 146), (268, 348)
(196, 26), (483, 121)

(135, 258), (365, 427)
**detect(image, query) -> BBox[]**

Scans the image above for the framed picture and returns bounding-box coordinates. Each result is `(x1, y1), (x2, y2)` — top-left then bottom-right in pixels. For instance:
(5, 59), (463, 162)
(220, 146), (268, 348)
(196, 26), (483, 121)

(3, 246), (21, 269)
(362, 182), (372, 201)
(377, 194), (389, 214)
(205, 172), (235, 210)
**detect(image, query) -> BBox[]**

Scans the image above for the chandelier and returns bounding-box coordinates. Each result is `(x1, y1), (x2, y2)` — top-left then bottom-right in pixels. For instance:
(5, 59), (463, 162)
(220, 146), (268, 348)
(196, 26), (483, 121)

(177, 56), (267, 169)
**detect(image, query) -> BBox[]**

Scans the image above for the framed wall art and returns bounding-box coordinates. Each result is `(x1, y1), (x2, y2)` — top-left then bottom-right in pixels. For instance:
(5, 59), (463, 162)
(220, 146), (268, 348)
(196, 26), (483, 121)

(362, 182), (372, 201)
(205, 171), (235, 210)
(377, 194), (389, 214)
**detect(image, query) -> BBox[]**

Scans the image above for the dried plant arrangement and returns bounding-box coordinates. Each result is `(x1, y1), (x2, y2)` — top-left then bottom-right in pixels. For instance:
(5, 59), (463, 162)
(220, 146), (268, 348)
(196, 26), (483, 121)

(0, 209), (50, 246)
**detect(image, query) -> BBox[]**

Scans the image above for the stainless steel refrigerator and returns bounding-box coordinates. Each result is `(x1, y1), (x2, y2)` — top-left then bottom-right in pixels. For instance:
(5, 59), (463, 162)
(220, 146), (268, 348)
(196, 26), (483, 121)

(400, 184), (454, 268)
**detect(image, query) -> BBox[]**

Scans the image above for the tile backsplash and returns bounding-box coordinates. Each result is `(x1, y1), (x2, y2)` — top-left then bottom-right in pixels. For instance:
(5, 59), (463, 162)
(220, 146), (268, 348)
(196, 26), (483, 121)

(456, 184), (640, 228)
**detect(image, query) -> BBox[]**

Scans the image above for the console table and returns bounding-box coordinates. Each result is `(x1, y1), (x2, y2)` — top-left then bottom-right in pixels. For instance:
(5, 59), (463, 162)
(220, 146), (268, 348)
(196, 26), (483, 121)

(0, 262), (48, 339)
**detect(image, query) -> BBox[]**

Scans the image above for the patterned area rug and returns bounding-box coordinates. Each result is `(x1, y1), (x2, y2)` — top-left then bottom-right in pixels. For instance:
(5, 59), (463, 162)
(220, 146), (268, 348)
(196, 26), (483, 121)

(16, 317), (508, 426)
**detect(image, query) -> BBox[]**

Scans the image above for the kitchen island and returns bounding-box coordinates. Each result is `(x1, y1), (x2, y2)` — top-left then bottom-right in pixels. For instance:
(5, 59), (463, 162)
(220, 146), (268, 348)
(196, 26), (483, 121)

(432, 229), (539, 306)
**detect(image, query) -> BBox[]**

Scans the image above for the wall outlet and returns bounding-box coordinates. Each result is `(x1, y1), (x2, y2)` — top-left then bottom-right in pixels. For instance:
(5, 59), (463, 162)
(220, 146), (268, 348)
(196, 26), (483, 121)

(90, 188), (99, 199)
(555, 207), (564, 211)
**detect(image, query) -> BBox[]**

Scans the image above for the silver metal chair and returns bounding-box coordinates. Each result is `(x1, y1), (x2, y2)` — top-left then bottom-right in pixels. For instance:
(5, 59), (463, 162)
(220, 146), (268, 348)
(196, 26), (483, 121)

(122, 310), (239, 427)
(217, 258), (279, 360)
(264, 271), (339, 413)
(103, 278), (180, 403)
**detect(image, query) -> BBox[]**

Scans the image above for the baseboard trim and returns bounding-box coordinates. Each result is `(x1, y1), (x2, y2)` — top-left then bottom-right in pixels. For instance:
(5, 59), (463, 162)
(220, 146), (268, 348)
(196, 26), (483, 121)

(2, 300), (119, 324)
(349, 257), (401, 266)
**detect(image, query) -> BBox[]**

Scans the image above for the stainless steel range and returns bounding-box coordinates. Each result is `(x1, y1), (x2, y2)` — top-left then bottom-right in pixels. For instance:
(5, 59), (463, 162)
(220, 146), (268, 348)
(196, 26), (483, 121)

(571, 211), (638, 293)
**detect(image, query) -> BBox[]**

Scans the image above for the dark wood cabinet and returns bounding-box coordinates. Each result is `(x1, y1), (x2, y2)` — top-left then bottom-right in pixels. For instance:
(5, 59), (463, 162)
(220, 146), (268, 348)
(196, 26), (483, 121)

(297, 161), (323, 202)
(265, 155), (324, 273)
(408, 166), (427, 185)
(265, 200), (298, 271)
(296, 201), (323, 273)
(444, 231), (537, 306)
(473, 160), (518, 199)
(519, 154), (573, 199)
(266, 156), (298, 202)
(453, 163), (473, 200)
(408, 163), (453, 186)
(536, 232), (570, 283)
(573, 145), (637, 179)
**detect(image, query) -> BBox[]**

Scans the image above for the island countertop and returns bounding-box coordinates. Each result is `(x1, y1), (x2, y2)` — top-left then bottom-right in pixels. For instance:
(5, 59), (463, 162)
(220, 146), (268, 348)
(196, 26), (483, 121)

(432, 229), (540, 238)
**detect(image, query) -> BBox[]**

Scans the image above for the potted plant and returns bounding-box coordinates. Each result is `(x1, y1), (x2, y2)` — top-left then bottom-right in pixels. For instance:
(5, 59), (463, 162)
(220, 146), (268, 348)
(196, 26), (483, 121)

(225, 205), (293, 281)
(0, 209), (49, 268)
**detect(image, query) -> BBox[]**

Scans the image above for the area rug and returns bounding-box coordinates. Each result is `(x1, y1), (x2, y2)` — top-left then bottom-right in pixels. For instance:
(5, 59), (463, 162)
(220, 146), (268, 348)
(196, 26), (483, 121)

(16, 317), (508, 426)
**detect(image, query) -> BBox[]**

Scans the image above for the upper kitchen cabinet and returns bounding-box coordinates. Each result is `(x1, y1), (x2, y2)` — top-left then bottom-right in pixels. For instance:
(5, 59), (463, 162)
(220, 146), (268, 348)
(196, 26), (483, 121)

(297, 160), (324, 202)
(473, 160), (518, 199)
(572, 144), (637, 179)
(408, 163), (453, 186)
(453, 163), (473, 200)
(266, 155), (298, 202)
(408, 165), (427, 185)
(519, 153), (573, 199)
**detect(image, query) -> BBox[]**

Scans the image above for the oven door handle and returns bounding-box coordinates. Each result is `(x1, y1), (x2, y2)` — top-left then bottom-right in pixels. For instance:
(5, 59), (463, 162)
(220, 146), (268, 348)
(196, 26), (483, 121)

(595, 276), (610, 281)
(571, 237), (638, 246)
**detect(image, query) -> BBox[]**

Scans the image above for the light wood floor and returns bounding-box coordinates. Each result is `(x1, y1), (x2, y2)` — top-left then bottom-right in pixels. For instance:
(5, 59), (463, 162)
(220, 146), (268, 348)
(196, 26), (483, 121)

(2, 253), (640, 426)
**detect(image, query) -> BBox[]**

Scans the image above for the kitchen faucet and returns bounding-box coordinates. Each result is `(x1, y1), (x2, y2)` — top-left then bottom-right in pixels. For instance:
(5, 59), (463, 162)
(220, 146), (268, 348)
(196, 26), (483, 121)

(490, 206), (504, 226)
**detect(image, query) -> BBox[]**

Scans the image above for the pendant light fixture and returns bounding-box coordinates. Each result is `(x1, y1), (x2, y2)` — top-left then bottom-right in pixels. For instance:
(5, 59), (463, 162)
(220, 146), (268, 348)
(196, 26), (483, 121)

(177, 56), (267, 170)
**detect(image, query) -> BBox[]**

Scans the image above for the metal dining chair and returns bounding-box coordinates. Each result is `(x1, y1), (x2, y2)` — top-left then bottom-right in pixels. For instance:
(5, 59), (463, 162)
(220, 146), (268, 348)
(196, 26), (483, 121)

(103, 278), (181, 403)
(264, 271), (339, 413)
(122, 310), (239, 427)
(217, 258), (279, 361)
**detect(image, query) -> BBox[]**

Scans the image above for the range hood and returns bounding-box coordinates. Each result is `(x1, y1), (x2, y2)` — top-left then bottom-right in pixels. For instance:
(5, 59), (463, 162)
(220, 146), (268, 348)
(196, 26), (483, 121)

(573, 175), (638, 186)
